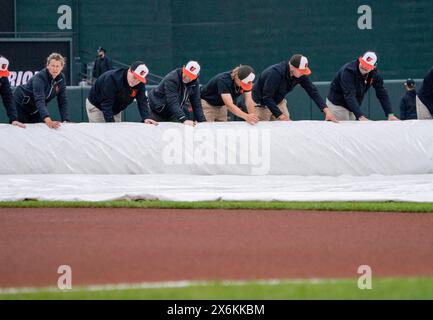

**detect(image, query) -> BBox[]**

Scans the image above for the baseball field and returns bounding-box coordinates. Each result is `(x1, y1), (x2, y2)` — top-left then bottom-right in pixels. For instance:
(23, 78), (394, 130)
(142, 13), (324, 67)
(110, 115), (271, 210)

(2, 1), (433, 308)
(1, 200), (432, 300)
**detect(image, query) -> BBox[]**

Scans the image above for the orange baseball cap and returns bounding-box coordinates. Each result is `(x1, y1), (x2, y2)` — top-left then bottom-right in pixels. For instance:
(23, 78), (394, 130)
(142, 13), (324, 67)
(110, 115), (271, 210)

(0, 56), (11, 77)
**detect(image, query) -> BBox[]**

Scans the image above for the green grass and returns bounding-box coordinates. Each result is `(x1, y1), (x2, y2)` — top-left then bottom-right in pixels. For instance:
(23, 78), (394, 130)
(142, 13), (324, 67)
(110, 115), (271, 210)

(1, 277), (433, 300)
(0, 200), (432, 212)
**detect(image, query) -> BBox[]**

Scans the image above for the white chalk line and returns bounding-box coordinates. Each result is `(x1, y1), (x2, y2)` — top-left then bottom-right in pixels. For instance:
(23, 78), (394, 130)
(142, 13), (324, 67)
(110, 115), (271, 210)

(0, 278), (347, 295)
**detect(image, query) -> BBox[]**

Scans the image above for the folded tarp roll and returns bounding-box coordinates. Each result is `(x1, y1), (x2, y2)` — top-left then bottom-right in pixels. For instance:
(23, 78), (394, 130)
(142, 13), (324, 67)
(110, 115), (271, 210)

(0, 121), (432, 176)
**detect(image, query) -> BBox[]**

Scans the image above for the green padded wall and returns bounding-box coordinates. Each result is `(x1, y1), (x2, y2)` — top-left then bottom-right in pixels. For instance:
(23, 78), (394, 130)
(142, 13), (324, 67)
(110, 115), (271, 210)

(13, 0), (433, 83)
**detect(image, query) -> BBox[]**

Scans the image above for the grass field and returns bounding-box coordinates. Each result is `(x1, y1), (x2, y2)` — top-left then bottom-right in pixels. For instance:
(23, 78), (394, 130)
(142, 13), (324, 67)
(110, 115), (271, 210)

(0, 200), (433, 212)
(1, 277), (433, 300)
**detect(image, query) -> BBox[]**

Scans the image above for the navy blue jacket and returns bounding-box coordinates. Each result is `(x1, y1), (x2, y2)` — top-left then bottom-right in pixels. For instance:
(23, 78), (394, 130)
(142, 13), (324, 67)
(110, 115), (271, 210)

(88, 68), (151, 122)
(92, 56), (113, 79)
(201, 71), (247, 107)
(252, 61), (326, 118)
(0, 76), (17, 123)
(399, 89), (417, 120)
(327, 60), (393, 119)
(148, 68), (205, 122)
(417, 68), (433, 115)
(14, 68), (69, 121)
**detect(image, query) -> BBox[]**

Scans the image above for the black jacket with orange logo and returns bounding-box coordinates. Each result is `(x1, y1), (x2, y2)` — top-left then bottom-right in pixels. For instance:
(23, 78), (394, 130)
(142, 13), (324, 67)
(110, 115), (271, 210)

(14, 67), (69, 121)
(252, 61), (326, 118)
(148, 68), (205, 122)
(327, 60), (393, 119)
(88, 68), (151, 122)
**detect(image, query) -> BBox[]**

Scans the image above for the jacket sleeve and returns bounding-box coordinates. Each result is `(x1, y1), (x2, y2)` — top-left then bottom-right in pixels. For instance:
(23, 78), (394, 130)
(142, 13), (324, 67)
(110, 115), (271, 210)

(300, 76), (326, 111)
(399, 96), (407, 120)
(423, 69), (433, 114)
(340, 69), (364, 119)
(0, 79), (18, 123)
(98, 77), (117, 122)
(261, 73), (283, 118)
(164, 78), (187, 122)
(57, 80), (70, 122)
(190, 83), (206, 122)
(373, 74), (393, 116)
(32, 76), (50, 120)
(136, 86), (151, 121)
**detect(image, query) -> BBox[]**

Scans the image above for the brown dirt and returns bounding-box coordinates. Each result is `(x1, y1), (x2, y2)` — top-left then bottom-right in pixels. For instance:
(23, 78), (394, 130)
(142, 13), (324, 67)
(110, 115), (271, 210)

(1, 208), (432, 288)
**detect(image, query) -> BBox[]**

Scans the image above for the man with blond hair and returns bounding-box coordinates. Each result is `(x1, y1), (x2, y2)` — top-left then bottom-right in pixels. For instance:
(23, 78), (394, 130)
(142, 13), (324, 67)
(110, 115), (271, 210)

(14, 52), (70, 129)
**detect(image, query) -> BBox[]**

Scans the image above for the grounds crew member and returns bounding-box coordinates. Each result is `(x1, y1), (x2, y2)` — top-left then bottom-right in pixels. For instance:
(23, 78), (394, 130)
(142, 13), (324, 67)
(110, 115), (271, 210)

(86, 61), (157, 125)
(14, 53), (70, 129)
(415, 67), (433, 119)
(0, 56), (25, 128)
(399, 78), (417, 120)
(92, 47), (113, 81)
(200, 65), (259, 124)
(148, 61), (205, 126)
(253, 54), (336, 121)
(327, 51), (399, 121)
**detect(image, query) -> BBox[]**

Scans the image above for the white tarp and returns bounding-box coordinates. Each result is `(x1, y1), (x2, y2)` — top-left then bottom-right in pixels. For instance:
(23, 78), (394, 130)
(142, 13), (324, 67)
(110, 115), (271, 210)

(1, 174), (433, 202)
(1, 121), (433, 202)
(1, 121), (432, 176)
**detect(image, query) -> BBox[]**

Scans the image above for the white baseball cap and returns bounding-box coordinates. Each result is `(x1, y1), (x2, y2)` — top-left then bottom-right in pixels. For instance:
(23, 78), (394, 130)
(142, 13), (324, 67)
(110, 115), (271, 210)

(359, 51), (377, 71)
(0, 56), (10, 77)
(237, 65), (255, 91)
(182, 61), (200, 80)
(289, 54), (311, 76)
(131, 61), (149, 83)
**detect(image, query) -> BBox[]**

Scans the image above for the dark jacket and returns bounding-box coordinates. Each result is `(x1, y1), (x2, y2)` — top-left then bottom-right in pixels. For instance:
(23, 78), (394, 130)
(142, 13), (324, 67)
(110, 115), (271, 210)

(252, 61), (326, 118)
(417, 68), (433, 115)
(92, 56), (113, 79)
(327, 59), (393, 119)
(88, 68), (151, 122)
(399, 89), (417, 120)
(148, 68), (205, 122)
(200, 71), (247, 107)
(0, 76), (18, 123)
(14, 68), (69, 121)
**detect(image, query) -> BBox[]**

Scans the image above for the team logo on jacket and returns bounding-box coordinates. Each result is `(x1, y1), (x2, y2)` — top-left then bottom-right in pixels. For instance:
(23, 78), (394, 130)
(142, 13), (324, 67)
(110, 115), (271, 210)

(130, 89), (138, 97)
(55, 85), (60, 93)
